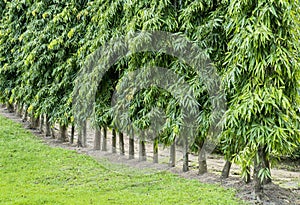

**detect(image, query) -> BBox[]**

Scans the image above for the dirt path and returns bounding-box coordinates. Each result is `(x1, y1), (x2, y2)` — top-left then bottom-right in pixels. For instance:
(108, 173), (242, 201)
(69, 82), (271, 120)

(0, 107), (299, 205)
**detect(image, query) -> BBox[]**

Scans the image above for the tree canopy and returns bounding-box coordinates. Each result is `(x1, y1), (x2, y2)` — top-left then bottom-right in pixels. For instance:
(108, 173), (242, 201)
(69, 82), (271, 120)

(0, 0), (299, 194)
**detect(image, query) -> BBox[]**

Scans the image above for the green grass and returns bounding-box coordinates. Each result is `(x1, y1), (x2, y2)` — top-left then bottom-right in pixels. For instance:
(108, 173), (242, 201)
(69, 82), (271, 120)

(0, 115), (246, 205)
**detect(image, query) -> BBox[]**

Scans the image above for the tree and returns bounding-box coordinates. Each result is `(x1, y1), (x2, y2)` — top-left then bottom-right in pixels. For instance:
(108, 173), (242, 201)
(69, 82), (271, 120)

(0, 0), (31, 112)
(220, 0), (300, 196)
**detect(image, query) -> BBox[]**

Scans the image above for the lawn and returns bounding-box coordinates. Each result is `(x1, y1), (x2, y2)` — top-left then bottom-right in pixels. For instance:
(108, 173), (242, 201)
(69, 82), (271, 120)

(0, 115), (246, 205)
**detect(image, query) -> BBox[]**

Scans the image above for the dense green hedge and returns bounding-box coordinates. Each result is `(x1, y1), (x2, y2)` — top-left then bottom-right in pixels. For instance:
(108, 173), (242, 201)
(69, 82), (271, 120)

(0, 0), (299, 191)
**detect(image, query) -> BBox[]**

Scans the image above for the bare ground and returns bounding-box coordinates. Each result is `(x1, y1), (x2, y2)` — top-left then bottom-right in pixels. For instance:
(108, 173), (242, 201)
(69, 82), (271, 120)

(0, 107), (299, 205)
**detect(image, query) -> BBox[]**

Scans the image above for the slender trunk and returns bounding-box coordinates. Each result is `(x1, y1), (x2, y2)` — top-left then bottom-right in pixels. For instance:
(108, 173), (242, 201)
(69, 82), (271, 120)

(119, 132), (125, 155)
(112, 129), (117, 153)
(169, 141), (176, 167)
(77, 128), (83, 147)
(94, 126), (101, 150)
(39, 115), (44, 133)
(34, 116), (39, 129)
(254, 155), (263, 199)
(82, 121), (87, 147)
(198, 148), (207, 175)
(29, 116), (35, 129)
(30, 115), (39, 129)
(183, 137), (189, 172)
(16, 103), (22, 117)
(153, 137), (158, 163)
(22, 105), (28, 122)
(102, 126), (107, 151)
(45, 114), (51, 137)
(221, 160), (232, 179)
(58, 125), (67, 142)
(6, 102), (14, 113)
(139, 139), (146, 161)
(51, 127), (56, 139)
(254, 146), (271, 196)
(15, 103), (19, 114)
(243, 166), (251, 184)
(129, 135), (134, 159)
(70, 125), (75, 144)
(262, 152), (271, 184)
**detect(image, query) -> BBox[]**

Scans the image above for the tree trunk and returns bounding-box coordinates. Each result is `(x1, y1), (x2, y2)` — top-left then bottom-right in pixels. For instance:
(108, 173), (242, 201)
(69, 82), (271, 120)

(77, 128), (83, 147)
(262, 151), (271, 184)
(94, 126), (101, 150)
(102, 126), (107, 151)
(39, 114), (44, 133)
(243, 166), (251, 184)
(70, 125), (75, 144)
(51, 127), (56, 139)
(22, 105), (28, 122)
(112, 129), (117, 153)
(183, 137), (189, 172)
(30, 115), (39, 129)
(58, 125), (67, 142)
(34, 116), (39, 129)
(15, 103), (19, 115)
(153, 137), (158, 163)
(6, 102), (14, 113)
(119, 132), (125, 155)
(16, 103), (23, 117)
(198, 148), (207, 175)
(129, 135), (134, 159)
(169, 141), (176, 167)
(45, 114), (51, 137)
(254, 156), (263, 200)
(82, 121), (87, 147)
(139, 139), (146, 161)
(254, 145), (272, 196)
(221, 160), (232, 178)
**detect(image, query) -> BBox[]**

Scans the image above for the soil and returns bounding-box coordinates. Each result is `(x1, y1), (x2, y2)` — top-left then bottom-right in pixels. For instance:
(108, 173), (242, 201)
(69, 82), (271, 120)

(1, 107), (299, 205)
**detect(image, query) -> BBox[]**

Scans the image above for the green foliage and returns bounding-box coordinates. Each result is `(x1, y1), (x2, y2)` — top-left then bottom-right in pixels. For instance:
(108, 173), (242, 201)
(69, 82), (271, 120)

(0, 0), (30, 103)
(220, 0), (300, 177)
(0, 0), (299, 183)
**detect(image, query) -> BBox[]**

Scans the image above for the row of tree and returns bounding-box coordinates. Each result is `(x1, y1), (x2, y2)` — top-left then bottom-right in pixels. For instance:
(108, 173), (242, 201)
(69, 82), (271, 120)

(1, 0), (299, 196)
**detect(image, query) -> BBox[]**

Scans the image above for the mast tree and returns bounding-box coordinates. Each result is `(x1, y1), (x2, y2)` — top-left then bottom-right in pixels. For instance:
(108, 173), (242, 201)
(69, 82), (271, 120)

(221, 0), (300, 196)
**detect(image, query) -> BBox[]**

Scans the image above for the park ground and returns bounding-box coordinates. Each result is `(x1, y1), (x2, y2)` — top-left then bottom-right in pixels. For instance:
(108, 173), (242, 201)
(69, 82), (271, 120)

(0, 108), (299, 205)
